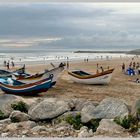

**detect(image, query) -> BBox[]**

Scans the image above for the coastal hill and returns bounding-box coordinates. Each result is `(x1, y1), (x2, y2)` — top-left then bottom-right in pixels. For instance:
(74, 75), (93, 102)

(74, 49), (140, 55)
(127, 49), (140, 55)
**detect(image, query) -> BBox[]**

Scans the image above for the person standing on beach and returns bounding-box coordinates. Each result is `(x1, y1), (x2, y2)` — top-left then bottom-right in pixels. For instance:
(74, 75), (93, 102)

(100, 66), (104, 72)
(11, 61), (15, 68)
(66, 57), (69, 69)
(3, 60), (6, 67)
(122, 63), (125, 73)
(6, 61), (10, 70)
(133, 62), (136, 69)
(96, 63), (99, 73)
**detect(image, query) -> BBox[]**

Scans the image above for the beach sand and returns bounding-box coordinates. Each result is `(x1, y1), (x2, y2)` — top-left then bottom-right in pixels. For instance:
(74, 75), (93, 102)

(1, 56), (140, 106)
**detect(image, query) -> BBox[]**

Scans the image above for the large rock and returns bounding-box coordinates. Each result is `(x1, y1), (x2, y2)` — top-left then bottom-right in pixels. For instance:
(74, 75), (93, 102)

(10, 110), (30, 122)
(71, 98), (98, 111)
(94, 119), (129, 137)
(53, 111), (81, 124)
(18, 121), (36, 129)
(131, 99), (140, 118)
(81, 104), (96, 123)
(0, 94), (21, 117)
(28, 98), (71, 121)
(0, 118), (11, 124)
(81, 98), (129, 123)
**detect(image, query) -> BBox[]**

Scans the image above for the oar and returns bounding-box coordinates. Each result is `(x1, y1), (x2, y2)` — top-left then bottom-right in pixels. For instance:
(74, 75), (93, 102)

(50, 63), (56, 68)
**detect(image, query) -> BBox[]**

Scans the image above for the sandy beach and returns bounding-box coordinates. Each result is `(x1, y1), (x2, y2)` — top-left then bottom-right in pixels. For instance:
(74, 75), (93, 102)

(1, 56), (139, 107)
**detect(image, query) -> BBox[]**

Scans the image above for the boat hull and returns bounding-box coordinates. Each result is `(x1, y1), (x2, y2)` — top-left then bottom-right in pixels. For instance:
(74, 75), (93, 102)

(0, 76), (53, 96)
(68, 69), (114, 85)
(16, 66), (64, 86)
(69, 73), (113, 84)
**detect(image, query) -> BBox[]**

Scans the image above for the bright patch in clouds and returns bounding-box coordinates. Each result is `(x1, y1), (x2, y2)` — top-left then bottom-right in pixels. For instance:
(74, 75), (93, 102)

(0, 37), (62, 48)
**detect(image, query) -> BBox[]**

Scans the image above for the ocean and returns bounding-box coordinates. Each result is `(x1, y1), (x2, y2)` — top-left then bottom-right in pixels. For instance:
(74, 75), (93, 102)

(0, 49), (134, 67)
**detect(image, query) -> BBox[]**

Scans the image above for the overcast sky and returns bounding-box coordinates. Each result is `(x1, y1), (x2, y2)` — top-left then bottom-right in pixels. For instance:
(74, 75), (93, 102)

(0, 3), (140, 50)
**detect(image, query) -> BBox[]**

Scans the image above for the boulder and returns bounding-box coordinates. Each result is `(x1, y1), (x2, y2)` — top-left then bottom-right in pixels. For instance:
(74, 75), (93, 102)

(81, 104), (96, 123)
(28, 98), (70, 121)
(1, 133), (9, 137)
(53, 111), (81, 124)
(131, 99), (140, 119)
(71, 98), (98, 111)
(0, 118), (11, 124)
(94, 119), (129, 137)
(78, 126), (93, 137)
(5, 123), (18, 131)
(18, 121), (36, 129)
(0, 94), (21, 117)
(81, 98), (129, 123)
(10, 111), (30, 122)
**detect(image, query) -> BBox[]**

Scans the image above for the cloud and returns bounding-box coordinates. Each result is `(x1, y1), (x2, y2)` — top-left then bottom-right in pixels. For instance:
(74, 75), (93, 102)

(0, 3), (140, 50)
(0, 37), (62, 48)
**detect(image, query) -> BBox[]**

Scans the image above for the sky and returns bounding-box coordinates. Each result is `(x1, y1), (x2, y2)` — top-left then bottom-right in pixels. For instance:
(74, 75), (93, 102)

(0, 3), (140, 50)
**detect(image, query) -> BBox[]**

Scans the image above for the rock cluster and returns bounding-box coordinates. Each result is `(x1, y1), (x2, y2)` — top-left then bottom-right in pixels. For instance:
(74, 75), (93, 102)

(0, 94), (138, 137)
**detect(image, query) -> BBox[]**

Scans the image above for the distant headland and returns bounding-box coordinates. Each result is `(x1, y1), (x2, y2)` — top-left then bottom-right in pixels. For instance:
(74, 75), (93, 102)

(74, 49), (140, 55)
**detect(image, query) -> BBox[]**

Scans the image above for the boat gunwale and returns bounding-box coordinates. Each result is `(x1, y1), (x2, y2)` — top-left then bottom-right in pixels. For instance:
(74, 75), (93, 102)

(0, 75), (53, 89)
(68, 68), (114, 79)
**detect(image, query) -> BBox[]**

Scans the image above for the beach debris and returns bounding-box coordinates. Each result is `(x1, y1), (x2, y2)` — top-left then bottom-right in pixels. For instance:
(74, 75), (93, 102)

(28, 98), (71, 121)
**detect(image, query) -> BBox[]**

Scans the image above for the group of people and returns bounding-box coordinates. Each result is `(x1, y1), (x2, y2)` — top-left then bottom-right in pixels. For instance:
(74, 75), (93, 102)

(84, 58), (89, 62)
(3, 60), (15, 70)
(121, 61), (140, 75)
(96, 63), (108, 74)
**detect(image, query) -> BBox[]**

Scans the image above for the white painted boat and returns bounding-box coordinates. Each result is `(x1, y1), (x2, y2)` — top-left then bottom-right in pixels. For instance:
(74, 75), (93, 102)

(14, 63), (65, 86)
(68, 69), (114, 85)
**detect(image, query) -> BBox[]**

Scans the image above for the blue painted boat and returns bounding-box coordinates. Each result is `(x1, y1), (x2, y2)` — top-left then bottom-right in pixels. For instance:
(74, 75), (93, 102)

(0, 74), (53, 96)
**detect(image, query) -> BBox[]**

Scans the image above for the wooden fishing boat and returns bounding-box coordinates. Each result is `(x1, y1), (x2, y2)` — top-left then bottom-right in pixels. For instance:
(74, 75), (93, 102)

(68, 68), (114, 85)
(0, 75), (53, 95)
(0, 65), (27, 78)
(0, 70), (12, 78)
(15, 63), (65, 86)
